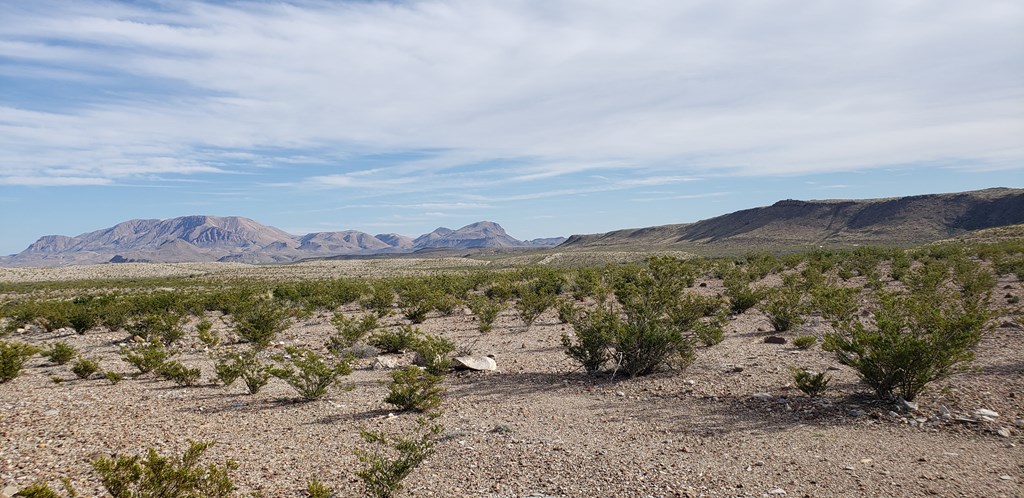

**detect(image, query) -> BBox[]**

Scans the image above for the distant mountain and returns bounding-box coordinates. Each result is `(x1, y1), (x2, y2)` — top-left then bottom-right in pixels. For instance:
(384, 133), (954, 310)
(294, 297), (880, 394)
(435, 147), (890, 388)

(561, 187), (1024, 251)
(3, 218), (562, 267)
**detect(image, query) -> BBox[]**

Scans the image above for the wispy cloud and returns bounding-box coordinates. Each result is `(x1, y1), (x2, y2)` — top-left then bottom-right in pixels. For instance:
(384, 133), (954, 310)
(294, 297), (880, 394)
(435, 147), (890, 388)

(0, 0), (1019, 189)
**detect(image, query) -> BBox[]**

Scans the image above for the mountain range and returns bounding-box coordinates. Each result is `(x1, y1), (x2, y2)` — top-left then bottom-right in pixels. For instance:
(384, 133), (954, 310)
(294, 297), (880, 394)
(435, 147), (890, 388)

(4, 187), (1022, 267)
(561, 187), (1024, 251)
(2, 219), (565, 267)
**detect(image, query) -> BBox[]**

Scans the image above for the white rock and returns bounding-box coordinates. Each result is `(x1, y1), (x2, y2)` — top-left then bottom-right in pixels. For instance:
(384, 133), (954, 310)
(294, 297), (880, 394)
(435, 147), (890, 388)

(752, 393), (773, 400)
(997, 428), (1011, 438)
(452, 355), (497, 371)
(975, 408), (999, 418)
(43, 409), (59, 417)
(1, 486), (18, 498)
(768, 488), (786, 495)
(372, 356), (400, 370)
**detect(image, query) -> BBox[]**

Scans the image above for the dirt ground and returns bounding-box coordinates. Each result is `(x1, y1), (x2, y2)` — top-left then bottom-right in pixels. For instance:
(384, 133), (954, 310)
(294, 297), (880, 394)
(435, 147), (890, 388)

(1, 265), (1021, 497)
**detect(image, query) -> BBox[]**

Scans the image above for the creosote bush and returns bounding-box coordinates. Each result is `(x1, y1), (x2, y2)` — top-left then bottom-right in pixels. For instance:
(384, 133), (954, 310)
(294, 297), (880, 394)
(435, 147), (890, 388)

(822, 256), (994, 401)
(232, 299), (289, 350)
(355, 418), (442, 498)
(792, 335), (818, 350)
(761, 287), (805, 332)
(466, 295), (504, 333)
(562, 305), (615, 375)
(239, 353), (272, 395)
(327, 313), (379, 352)
(120, 342), (174, 375)
(791, 367), (830, 397)
(91, 440), (236, 498)
(307, 480), (332, 498)
(362, 283), (395, 317)
(157, 360), (201, 387)
(133, 312), (185, 346)
(71, 357), (101, 380)
(272, 346), (352, 401)
(196, 319), (219, 349)
(44, 342), (77, 365)
(370, 325), (420, 354)
(105, 371), (124, 385)
(411, 333), (455, 376)
(1, 340), (39, 383)
(385, 367), (444, 413)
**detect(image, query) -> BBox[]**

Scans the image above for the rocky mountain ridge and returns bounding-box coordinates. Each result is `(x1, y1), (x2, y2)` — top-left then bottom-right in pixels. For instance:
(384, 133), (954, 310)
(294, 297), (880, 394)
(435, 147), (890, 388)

(3, 217), (565, 267)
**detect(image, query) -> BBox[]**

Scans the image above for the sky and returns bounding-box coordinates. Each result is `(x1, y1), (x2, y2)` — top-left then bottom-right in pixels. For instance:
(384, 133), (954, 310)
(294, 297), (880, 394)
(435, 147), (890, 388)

(1, 0), (1022, 255)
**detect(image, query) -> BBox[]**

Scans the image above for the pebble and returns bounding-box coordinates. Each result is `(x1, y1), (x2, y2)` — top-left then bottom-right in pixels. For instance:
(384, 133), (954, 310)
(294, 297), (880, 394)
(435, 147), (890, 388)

(898, 398), (918, 412)
(997, 428), (1011, 438)
(1, 486), (18, 498)
(43, 409), (59, 417)
(999, 475), (1012, 481)
(975, 409), (999, 418)
(752, 393), (773, 400)
(767, 488), (786, 495)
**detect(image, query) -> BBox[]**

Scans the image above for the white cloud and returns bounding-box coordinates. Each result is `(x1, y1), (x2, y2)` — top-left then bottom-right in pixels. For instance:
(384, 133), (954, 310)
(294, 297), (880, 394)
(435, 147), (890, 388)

(0, 0), (1021, 188)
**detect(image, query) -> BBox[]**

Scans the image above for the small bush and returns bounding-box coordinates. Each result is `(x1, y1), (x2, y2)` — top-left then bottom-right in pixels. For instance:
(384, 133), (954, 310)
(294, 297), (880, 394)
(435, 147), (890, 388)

(791, 367), (830, 397)
(212, 353), (245, 387)
(69, 305), (99, 335)
(810, 286), (859, 323)
(12, 480), (76, 498)
(466, 295), (503, 333)
(792, 335), (818, 350)
(133, 313), (186, 346)
(761, 288), (805, 332)
(196, 319), (219, 349)
(725, 278), (763, 315)
(232, 300), (289, 350)
(0, 340), (39, 383)
(105, 371), (124, 385)
(239, 354), (272, 395)
(562, 306), (616, 375)
(71, 357), (101, 379)
(355, 418), (442, 498)
(157, 361), (201, 387)
(514, 285), (555, 329)
(272, 346), (352, 401)
(91, 440), (236, 498)
(362, 282), (395, 317)
(307, 480), (333, 498)
(327, 313), (379, 352)
(120, 342), (174, 375)
(44, 342), (77, 365)
(369, 325), (420, 354)
(385, 367), (444, 413)
(411, 334), (455, 376)
(823, 258), (993, 401)
(692, 315), (726, 347)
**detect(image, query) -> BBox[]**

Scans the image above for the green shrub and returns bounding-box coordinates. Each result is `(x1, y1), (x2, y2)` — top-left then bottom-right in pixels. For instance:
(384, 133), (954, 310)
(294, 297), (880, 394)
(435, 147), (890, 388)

(71, 357), (101, 379)
(611, 274), (696, 377)
(307, 480), (332, 498)
(761, 288), (805, 332)
(396, 280), (438, 324)
(561, 306), (616, 375)
(105, 371), (124, 385)
(513, 285), (555, 329)
(823, 259), (993, 401)
(791, 367), (830, 397)
(792, 335), (818, 349)
(362, 282), (395, 317)
(555, 299), (578, 324)
(133, 313), (186, 346)
(196, 319), (219, 349)
(69, 304), (99, 335)
(724, 277), (763, 315)
(327, 313), (379, 352)
(466, 295), (503, 333)
(355, 418), (442, 498)
(369, 325), (420, 354)
(44, 342), (77, 365)
(12, 480), (77, 498)
(239, 354), (272, 395)
(211, 353), (244, 387)
(91, 440), (236, 498)
(120, 342), (174, 375)
(157, 361), (201, 387)
(692, 314), (726, 346)
(385, 367), (444, 413)
(272, 346), (352, 401)
(232, 300), (289, 349)
(412, 334), (455, 376)
(0, 340), (39, 383)
(810, 286), (859, 323)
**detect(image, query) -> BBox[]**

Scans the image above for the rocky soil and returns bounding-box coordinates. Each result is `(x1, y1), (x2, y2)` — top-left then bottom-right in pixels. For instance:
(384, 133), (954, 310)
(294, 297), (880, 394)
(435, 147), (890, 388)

(1, 268), (1022, 497)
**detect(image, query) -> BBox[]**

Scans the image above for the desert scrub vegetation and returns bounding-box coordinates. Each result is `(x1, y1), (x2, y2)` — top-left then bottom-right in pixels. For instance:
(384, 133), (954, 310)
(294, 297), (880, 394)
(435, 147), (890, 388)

(92, 440), (237, 497)
(157, 360), (202, 387)
(362, 281), (395, 317)
(71, 356), (101, 379)
(131, 312), (186, 346)
(120, 341), (175, 375)
(271, 346), (352, 401)
(231, 298), (289, 349)
(822, 255), (995, 401)
(369, 325), (420, 354)
(412, 333), (455, 375)
(43, 341), (77, 365)
(761, 286), (806, 332)
(327, 313), (379, 352)
(791, 367), (830, 397)
(792, 335), (818, 350)
(385, 366), (444, 413)
(0, 340), (39, 383)
(355, 418), (443, 498)
(466, 295), (504, 333)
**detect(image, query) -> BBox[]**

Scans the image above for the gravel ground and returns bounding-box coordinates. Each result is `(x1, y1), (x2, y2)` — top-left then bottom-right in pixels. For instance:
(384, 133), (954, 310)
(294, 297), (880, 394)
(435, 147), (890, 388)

(1, 268), (1021, 497)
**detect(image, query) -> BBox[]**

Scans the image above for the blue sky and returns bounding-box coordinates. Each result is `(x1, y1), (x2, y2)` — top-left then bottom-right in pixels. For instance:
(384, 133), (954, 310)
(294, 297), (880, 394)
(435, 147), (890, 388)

(1, 0), (1022, 255)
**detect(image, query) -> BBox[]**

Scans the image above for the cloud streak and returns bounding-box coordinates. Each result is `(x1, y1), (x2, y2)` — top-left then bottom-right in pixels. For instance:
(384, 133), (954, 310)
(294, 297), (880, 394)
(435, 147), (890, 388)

(0, 0), (1020, 190)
